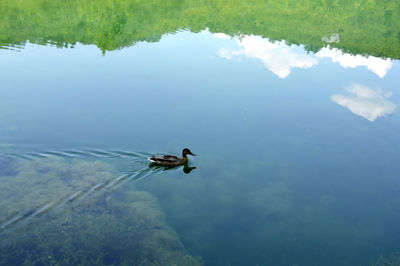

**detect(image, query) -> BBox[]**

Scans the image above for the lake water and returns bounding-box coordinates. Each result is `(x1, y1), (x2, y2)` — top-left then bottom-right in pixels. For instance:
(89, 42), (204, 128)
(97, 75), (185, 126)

(1, 1), (400, 265)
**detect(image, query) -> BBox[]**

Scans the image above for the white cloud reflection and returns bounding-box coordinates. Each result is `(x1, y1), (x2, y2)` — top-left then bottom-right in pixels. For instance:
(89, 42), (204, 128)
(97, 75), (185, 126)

(213, 33), (231, 40)
(316, 47), (393, 78)
(331, 84), (396, 121)
(321, 33), (340, 43)
(216, 35), (318, 78)
(213, 32), (393, 78)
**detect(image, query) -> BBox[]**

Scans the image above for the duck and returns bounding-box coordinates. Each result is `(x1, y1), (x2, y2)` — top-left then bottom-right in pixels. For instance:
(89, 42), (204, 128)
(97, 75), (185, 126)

(148, 148), (196, 167)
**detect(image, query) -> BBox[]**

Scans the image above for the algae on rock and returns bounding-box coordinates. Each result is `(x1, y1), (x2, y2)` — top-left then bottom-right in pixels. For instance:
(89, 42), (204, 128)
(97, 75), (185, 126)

(0, 158), (202, 266)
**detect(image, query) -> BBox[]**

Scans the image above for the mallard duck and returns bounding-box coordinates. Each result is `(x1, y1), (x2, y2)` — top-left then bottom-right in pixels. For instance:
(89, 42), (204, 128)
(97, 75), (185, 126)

(148, 148), (196, 167)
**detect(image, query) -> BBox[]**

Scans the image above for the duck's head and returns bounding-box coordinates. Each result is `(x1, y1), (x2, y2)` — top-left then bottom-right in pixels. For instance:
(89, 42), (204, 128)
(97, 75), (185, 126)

(182, 148), (196, 157)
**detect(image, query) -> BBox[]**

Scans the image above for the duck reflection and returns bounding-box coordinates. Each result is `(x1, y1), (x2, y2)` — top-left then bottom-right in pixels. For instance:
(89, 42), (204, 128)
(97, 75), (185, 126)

(148, 162), (196, 174)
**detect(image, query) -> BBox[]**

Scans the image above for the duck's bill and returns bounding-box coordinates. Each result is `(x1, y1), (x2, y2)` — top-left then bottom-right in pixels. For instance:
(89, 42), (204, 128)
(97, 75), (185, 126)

(190, 152), (196, 156)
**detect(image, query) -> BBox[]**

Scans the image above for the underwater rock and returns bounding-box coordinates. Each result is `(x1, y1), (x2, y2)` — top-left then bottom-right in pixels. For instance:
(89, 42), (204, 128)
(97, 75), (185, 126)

(0, 156), (18, 176)
(374, 252), (400, 266)
(0, 157), (117, 219)
(0, 158), (202, 266)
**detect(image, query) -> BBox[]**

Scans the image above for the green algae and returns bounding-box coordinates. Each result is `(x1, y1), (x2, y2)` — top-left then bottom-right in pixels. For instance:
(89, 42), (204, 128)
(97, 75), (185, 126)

(0, 158), (202, 266)
(0, 157), (117, 219)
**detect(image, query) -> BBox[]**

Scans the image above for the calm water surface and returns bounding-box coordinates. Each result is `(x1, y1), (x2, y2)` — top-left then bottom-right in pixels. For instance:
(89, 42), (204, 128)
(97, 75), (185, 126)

(1, 1), (400, 265)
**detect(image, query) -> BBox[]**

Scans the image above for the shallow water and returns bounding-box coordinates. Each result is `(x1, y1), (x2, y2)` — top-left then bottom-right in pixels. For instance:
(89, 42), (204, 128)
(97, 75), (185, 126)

(1, 1), (400, 265)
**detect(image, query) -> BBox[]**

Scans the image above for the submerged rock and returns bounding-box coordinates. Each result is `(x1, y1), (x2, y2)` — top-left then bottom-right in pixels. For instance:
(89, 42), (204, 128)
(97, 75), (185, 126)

(0, 156), (18, 177)
(0, 158), (202, 266)
(374, 252), (400, 266)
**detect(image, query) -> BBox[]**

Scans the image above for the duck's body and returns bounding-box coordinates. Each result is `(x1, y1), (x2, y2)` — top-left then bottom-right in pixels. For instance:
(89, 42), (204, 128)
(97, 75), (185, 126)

(148, 148), (196, 167)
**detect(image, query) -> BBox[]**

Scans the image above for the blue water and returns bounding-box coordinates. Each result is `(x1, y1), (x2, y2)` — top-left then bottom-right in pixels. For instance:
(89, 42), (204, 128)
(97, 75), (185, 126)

(1, 30), (400, 265)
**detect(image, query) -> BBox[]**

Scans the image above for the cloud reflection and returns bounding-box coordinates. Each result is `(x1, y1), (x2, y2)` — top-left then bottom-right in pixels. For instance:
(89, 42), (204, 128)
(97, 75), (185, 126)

(316, 47), (393, 78)
(331, 84), (396, 121)
(214, 32), (393, 78)
(216, 35), (318, 78)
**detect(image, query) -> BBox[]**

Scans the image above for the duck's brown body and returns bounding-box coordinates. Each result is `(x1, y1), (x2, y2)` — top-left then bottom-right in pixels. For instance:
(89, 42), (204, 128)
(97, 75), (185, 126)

(148, 148), (195, 167)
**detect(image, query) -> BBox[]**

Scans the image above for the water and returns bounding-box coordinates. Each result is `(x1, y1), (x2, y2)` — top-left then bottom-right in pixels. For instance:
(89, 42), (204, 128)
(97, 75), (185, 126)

(1, 1), (400, 265)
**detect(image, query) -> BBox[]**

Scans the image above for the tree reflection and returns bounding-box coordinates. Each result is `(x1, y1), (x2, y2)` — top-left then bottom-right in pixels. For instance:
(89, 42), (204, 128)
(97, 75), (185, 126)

(1, 0), (399, 58)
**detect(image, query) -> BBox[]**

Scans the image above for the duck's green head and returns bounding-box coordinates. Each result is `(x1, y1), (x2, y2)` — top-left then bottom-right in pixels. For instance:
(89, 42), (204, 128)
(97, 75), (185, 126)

(182, 148), (196, 157)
